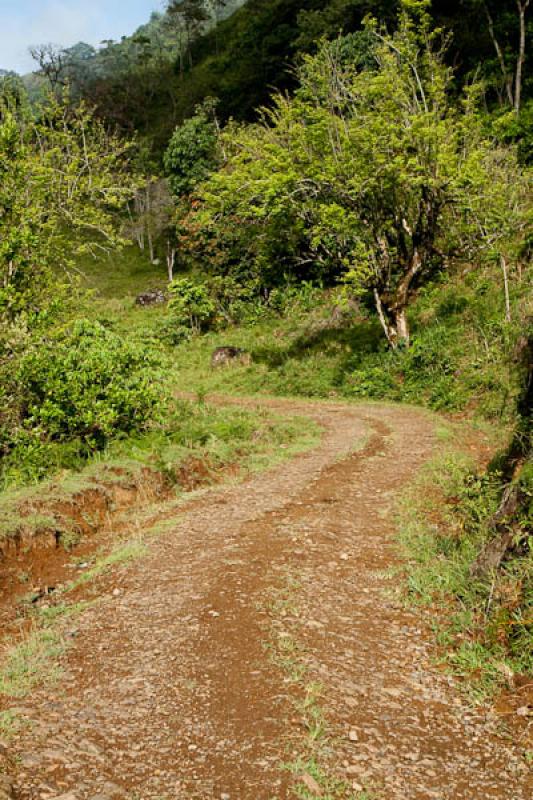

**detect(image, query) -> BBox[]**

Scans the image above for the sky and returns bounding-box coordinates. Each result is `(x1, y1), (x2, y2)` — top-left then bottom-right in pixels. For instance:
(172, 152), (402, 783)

(0, 0), (162, 74)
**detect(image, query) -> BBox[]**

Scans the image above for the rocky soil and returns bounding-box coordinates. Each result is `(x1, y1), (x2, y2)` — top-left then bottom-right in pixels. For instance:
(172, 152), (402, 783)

(0, 398), (531, 800)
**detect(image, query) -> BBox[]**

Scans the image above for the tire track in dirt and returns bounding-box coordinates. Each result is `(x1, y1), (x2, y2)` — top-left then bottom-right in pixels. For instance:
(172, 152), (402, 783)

(2, 398), (531, 800)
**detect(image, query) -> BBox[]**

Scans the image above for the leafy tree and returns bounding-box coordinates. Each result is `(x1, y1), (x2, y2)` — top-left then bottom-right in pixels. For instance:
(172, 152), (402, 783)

(296, 0), (397, 51)
(194, 3), (529, 347)
(0, 98), (148, 478)
(0, 96), (138, 330)
(164, 99), (220, 197)
(168, 0), (210, 69)
(0, 71), (29, 113)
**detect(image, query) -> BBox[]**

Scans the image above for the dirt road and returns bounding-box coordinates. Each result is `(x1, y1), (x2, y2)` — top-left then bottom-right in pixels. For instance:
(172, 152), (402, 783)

(4, 399), (532, 799)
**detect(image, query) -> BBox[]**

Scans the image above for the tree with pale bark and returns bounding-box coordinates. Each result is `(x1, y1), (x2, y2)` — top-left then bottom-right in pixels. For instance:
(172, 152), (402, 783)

(471, 0), (531, 112)
(0, 96), (138, 324)
(192, 1), (528, 347)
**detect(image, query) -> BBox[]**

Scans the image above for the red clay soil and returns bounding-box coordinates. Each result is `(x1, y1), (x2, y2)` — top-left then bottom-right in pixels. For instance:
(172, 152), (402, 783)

(1, 398), (531, 800)
(0, 458), (226, 641)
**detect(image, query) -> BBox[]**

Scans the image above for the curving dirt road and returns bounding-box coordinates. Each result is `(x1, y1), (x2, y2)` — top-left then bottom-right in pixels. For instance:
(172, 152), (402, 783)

(4, 399), (532, 800)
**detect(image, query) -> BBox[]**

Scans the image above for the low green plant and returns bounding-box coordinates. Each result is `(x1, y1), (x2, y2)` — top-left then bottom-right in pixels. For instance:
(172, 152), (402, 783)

(0, 627), (65, 698)
(0, 709), (26, 739)
(0, 319), (161, 485)
(165, 277), (216, 340)
(399, 445), (533, 699)
(285, 756), (368, 800)
(17, 319), (160, 446)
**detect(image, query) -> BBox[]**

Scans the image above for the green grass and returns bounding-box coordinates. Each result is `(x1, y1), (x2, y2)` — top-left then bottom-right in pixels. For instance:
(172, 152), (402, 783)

(0, 709), (25, 739)
(265, 575), (377, 799)
(0, 400), (319, 550)
(397, 442), (533, 701)
(285, 756), (373, 800)
(65, 244), (169, 341)
(76, 244), (167, 300)
(0, 627), (66, 699)
(0, 599), (96, 703)
(68, 541), (148, 589)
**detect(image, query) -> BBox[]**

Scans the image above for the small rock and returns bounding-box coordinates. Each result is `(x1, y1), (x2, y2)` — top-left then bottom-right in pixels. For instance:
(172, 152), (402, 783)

(345, 765), (363, 776)
(221, 794), (231, 800)
(101, 782), (124, 797)
(135, 290), (166, 307)
(300, 773), (322, 795)
(516, 706), (530, 717)
(50, 794), (78, 800)
(383, 687), (402, 699)
(0, 775), (14, 800)
(352, 782), (364, 793)
(112, 589), (121, 598)
(348, 730), (359, 742)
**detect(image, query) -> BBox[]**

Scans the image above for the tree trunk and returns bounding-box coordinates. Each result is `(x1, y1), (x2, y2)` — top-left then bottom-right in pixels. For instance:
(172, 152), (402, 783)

(484, 3), (515, 107)
(394, 307), (410, 346)
(167, 241), (176, 283)
(373, 289), (398, 348)
(501, 255), (512, 322)
(134, 192), (146, 251)
(515, 1), (531, 112)
(373, 290), (411, 349)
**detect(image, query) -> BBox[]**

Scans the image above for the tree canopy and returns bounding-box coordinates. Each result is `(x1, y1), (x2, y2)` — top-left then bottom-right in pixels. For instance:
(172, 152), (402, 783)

(182, 4), (529, 346)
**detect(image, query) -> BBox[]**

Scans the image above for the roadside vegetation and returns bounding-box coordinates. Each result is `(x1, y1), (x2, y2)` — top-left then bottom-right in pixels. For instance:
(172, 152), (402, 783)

(400, 440), (533, 701)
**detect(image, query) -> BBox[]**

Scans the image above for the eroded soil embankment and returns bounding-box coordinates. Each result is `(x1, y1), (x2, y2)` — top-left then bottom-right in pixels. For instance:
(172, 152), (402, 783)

(0, 457), (225, 640)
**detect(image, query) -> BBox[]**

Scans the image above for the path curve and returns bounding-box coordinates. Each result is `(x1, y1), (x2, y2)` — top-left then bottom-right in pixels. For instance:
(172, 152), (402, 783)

(4, 398), (531, 800)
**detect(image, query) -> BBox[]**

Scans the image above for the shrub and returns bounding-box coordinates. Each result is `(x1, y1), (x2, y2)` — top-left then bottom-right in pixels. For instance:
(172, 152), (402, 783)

(269, 281), (323, 316)
(166, 277), (216, 338)
(15, 319), (160, 450)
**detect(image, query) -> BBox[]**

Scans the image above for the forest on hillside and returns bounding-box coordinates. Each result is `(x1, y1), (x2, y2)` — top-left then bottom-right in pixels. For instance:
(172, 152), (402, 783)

(0, 0), (532, 701)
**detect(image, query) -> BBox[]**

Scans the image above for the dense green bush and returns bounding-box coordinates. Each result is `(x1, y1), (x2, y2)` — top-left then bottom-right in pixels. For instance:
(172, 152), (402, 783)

(164, 100), (219, 198)
(161, 274), (328, 345)
(14, 320), (160, 451)
(163, 277), (216, 342)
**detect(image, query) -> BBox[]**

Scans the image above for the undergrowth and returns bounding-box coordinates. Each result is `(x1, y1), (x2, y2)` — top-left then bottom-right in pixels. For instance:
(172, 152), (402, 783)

(0, 399), (318, 545)
(71, 245), (532, 432)
(399, 437), (533, 701)
(149, 261), (531, 425)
